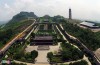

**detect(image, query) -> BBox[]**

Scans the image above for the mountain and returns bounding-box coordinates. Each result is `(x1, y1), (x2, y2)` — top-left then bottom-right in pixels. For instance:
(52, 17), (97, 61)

(4, 12), (38, 29)
(8, 11), (37, 23)
(4, 11), (37, 29)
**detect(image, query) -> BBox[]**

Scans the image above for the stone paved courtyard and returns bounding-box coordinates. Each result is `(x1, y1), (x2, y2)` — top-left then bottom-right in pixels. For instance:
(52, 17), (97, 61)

(25, 43), (61, 63)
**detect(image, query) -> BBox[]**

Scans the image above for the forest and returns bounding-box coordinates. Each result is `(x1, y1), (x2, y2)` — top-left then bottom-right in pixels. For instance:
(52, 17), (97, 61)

(0, 29), (14, 48)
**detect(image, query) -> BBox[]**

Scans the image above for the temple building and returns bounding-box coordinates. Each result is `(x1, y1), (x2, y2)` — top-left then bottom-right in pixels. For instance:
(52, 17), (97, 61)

(31, 36), (53, 45)
(80, 21), (99, 29)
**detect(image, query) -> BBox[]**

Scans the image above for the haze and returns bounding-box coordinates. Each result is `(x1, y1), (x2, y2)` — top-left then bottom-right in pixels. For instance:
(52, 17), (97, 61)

(0, 0), (100, 22)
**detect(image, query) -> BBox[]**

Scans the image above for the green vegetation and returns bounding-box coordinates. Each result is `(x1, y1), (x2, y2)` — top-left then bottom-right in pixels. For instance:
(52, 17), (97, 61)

(51, 56), (62, 63)
(30, 50), (38, 60)
(62, 19), (100, 51)
(96, 23), (100, 27)
(31, 33), (35, 38)
(52, 15), (64, 22)
(60, 60), (88, 65)
(4, 19), (34, 32)
(47, 41), (84, 63)
(47, 52), (53, 62)
(47, 52), (62, 63)
(23, 50), (38, 62)
(0, 29), (14, 48)
(61, 41), (84, 61)
(36, 30), (55, 35)
(39, 24), (44, 30)
(5, 42), (26, 60)
(5, 42), (38, 63)
(14, 50), (38, 62)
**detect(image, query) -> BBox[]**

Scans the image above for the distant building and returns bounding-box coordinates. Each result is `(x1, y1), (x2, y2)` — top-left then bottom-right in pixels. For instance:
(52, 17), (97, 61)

(80, 21), (99, 29)
(69, 8), (72, 19)
(43, 15), (50, 19)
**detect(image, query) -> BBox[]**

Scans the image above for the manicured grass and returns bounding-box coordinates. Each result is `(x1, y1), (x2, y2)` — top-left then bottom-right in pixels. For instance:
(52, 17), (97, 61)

(51, 56), (63, 63)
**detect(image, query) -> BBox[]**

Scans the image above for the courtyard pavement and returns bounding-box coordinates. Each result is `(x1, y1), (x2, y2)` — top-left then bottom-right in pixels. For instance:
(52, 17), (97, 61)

(25, 43), (61, 64)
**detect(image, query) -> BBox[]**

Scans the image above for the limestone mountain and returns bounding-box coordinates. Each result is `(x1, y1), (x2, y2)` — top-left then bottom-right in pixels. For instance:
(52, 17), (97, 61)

(9, 11), (37, 23)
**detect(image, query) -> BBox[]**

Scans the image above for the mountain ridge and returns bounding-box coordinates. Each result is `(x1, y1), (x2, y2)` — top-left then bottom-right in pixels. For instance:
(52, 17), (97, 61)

(8, 11), (37, 24)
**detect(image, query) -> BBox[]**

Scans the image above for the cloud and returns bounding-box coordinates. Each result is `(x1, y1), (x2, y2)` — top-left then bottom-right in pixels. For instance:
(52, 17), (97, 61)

(4, 3), (10, 9)
(0, 0), (100, 22)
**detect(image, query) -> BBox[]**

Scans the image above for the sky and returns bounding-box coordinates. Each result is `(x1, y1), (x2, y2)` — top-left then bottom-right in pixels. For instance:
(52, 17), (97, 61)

(0, 0), (100, 23)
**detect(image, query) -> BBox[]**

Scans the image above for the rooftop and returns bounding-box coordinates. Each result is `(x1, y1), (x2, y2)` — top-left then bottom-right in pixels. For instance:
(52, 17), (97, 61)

(80, 21), (99, 27)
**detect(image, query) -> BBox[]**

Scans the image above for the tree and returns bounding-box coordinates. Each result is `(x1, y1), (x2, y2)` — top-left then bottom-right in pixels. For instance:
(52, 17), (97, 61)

(31, 33), (35, 38)
(47, 52), (53, 61)
(31, 50), (38, 59)
(13, 53), (22, 60)
(61, 42), (84, 61)
(25, 52), (31, 59)
(62, 50), (72, 61)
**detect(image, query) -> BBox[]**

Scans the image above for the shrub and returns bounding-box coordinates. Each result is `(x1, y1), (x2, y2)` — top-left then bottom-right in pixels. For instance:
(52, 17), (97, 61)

(47, 52), (53, 60)
(31, 50), (38, 59)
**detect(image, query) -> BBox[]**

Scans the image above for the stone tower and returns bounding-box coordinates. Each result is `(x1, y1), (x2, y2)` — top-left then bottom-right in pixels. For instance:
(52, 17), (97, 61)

(69, 8), (72, 19)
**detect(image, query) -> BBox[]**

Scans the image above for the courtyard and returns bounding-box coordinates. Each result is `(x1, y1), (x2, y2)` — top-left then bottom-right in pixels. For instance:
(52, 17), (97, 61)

(25, 43), (61, 63)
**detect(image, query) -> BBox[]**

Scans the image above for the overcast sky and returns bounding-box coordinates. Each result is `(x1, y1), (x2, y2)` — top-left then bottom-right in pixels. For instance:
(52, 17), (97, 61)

(0, 0), (100, 22)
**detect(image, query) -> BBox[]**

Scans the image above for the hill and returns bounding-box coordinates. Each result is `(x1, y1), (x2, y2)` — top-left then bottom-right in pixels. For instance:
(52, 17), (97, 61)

(11, 12), (37, 22)
(3, 12), (37, 29)
(0, 11), (37, 48)
(6, 12), (37, 26)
